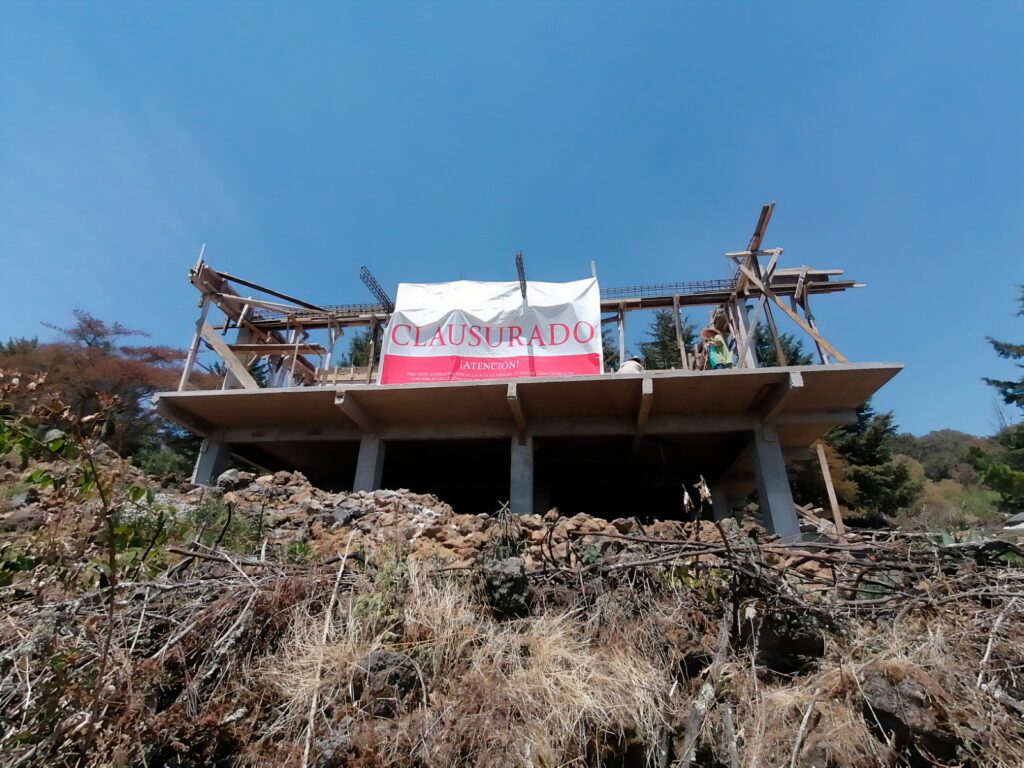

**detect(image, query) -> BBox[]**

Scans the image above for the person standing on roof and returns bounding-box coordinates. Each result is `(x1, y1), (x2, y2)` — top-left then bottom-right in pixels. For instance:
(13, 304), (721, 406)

(701, 327), (733, 369)
(617, 356), (645, 373)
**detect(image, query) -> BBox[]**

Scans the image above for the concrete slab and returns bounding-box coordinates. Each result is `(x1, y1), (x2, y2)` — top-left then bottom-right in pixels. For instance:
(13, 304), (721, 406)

(157, 363), (901, 510)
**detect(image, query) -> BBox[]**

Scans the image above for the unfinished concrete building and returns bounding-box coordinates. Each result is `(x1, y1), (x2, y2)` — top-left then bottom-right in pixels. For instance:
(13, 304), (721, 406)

(153, 204), (900, 538)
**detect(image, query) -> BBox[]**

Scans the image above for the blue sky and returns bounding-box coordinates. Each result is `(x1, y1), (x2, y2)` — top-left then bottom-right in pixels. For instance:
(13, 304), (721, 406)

(1, 1), (1021, 435)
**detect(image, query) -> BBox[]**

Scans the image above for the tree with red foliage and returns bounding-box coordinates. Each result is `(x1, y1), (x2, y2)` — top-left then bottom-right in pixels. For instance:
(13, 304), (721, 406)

(3, 310), (204, 455)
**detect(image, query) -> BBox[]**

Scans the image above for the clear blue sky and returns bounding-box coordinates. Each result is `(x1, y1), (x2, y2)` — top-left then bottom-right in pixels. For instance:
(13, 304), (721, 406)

(1, 2), (1021, 435)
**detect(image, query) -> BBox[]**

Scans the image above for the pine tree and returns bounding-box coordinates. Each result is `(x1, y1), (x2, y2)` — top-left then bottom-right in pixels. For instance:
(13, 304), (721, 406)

(602, 326), (620, 372)
(826, 402), (922, 515)
(971, 286), (1024, 510)
(638, 309), (695, 370)
(753, 324), (814, 366)
(983, 286), (1024, 409)
(340, 328), (381, 367)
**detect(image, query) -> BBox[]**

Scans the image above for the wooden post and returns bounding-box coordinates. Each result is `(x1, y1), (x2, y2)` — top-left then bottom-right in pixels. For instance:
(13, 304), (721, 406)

(178, 295), (211, 391)
(200, 323), (259, 390)
(288, 325), (304, 383)
(800, 292), (829, 365)
(750, 253), (787, 365)
(617, 304), (626, 368)
(738, 266), (848, 363)
(672, 294), (689, 369)
(815, 440), (845, 536)
(365, 319), (378, 384)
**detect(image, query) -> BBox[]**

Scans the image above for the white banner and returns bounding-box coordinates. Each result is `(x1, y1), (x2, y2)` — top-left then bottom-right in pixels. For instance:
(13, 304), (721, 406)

(378, 278), (602, 384)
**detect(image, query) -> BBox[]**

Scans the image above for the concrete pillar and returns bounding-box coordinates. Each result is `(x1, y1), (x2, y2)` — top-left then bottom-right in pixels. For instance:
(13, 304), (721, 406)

(710, 484), (731, 521)
(191, 434), (231, 485)
(510, 435), (534, 515)
(750, 422), (800, 539)
(353, 436), (386, 492)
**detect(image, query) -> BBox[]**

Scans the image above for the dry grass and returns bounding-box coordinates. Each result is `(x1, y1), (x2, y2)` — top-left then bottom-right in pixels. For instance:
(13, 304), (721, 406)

(3, 515), (1024, 768)
(260, 565), (672, 767)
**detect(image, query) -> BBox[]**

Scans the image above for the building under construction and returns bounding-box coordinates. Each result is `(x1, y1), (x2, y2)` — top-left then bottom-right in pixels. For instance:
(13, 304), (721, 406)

(153, 204), (901, 539)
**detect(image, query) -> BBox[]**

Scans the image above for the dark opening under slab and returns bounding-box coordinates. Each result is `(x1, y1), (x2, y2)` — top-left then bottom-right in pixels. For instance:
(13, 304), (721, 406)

(380, 439), (511, 515)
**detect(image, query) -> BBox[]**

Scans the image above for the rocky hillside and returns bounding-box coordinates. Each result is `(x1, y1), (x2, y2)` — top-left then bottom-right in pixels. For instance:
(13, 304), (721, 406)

(2, 451), (1024, 767)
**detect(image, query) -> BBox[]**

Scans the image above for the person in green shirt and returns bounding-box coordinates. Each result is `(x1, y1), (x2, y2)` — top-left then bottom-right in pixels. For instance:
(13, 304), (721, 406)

(701, 327), (734, 369)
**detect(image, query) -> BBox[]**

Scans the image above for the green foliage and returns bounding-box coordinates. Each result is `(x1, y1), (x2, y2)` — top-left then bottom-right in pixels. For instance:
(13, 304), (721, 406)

(488, 502), (527, 559)
(286, 539), (311, 564)
(602, 326), (620, 372)
(893, 429), (987, 482)
(974, 286), (1024, 510)
(0, 541), (35, 587)
(186, 490), (261, 554)
(208, 357), (271, 387)
(132, 444), (194, 480)
(340, 328), (381, 367)
(982, 285), (1024, 409)
(638, 309), (695, 370)
(109, 498), (178, 579)
(968, 424), (1024, 512)
(753, 324), (814, 366)
(352, 544), (408, 638)
(828, 402), (923, 516)
(0, 337), (40, 356)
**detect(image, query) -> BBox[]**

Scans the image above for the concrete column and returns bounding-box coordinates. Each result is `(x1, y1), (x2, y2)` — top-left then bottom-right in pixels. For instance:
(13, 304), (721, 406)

(353, 436), (386, 492)
(710, 484), (731, 522)
(750, 422), (800, 539)
(191, 434), (231, 485)
(510, 435), (534, 516)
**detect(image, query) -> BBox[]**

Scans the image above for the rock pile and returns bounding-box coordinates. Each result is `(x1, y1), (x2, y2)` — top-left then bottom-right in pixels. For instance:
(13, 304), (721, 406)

(175, 469), (734, 571)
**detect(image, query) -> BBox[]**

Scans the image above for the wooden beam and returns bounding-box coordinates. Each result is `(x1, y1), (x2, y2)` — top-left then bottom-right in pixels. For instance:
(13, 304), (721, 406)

(747, 202), (775, 252)
(200, 323), (259, 390)
(227, 343), (326, 356)
(799, 291), (830, 365)
(815, 440), (846, 536)
(365, 319), (378, 384)
(617, 304), (626, 369)
(334, 390), (377, 432)
(672, 295), (689, 369)
(178, 296), (211, 391)
(738, 266), (849, 363)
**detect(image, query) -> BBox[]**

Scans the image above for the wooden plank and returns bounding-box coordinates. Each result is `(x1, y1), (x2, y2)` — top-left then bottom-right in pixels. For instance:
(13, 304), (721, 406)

(752, 252), (787, 365)
(815, 440), (846, 536)
(800, 291), (830, 365)
(672, 294), (689, 369)
(228, 343), (326, 355)
(200, 323), (259, 390)
(617, 304), (626, 369)
(365, 320), (377, 384)
(747, 202), (775, 252)
(178, 296), (211, 390)
(738, 266), (848, 363)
